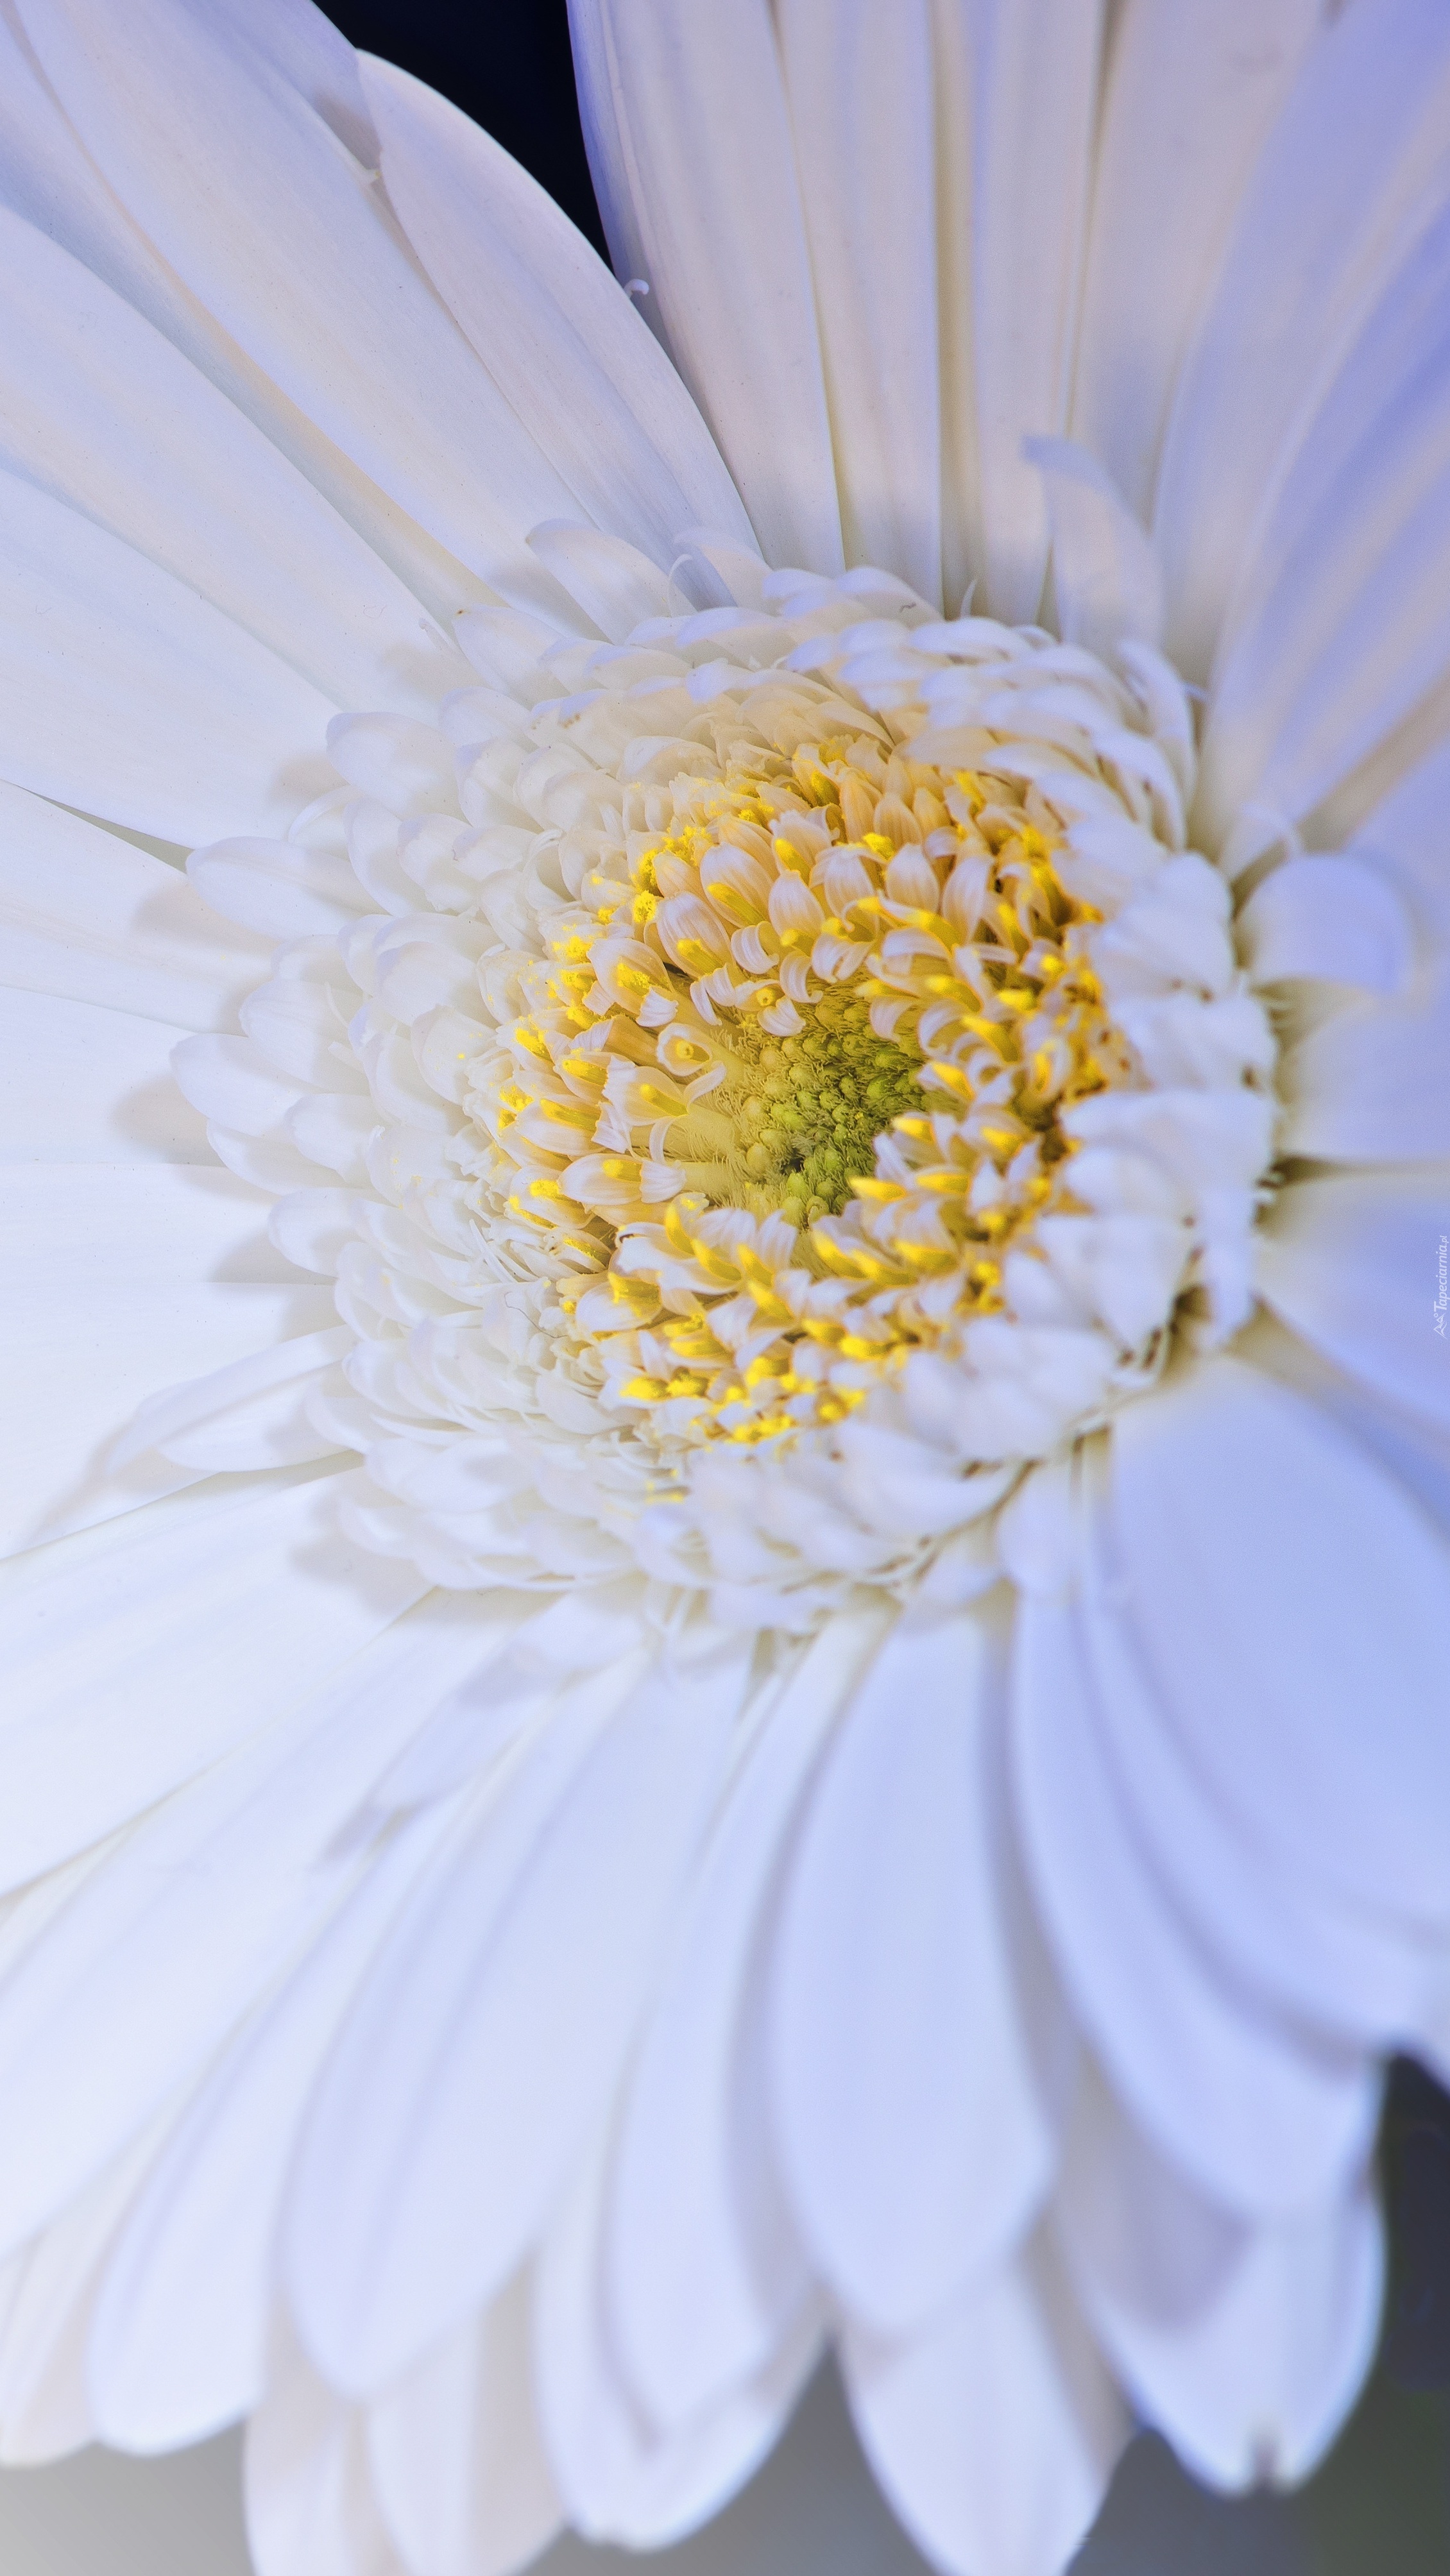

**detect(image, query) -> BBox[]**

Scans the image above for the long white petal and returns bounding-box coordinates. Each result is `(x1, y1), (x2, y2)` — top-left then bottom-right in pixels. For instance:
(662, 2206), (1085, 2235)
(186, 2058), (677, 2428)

(607, 1616), (877, 2430)
(0, 785), (269, 1030)
(1071, 0), (1323, 523)
(0, 469), (336, 842)
(1278, 962), (1450, 1165)
(968, 0), (1105, 623)
(1057, 2066), (1384, 2491)
(361, 55), (752, 572)
(16, 0), (577, 595)
(0, 1275), (336, 1556)
(567, 0), (844, 574)
(772, 1607), (1073, 2339)
(0, 207), (469, 719)
(87, 1724), (490, 2452)
(843, 2232), (1127, 2576)
(366, 2279), (563, 2576)
(1156, 0), (1450, 680)
(0, 1473), (424, 1892)
(1110, 1353), (1450, 1928)
(774, 0), (941, 604)
(287, 1643), (746, 2393)
(1012, 1588), (1378, 2217)
(536, 2131), (819, 2547)
(1, 990), (211, 1164)
(246, 2325), (406, 2576)
(1258, 1171), (1450, 1439)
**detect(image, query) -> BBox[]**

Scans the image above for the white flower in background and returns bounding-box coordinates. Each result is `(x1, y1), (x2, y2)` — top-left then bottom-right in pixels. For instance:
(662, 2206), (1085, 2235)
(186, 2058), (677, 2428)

(2, 1), (1450, 2572)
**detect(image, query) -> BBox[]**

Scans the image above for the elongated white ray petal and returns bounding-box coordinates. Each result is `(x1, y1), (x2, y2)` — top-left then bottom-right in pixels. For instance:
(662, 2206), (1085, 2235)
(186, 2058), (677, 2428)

(1013, 1586), (1378, 2219)
(608, 1616), (878, 2428)
(366, 2278), (563, 2576)
(16, 0), (577, 595)
(774, 0), (941, 606)
(536, 2131), (821, 2546)
(361, 55), (753, 573)
(287, 1645), (746, 2392)
(967, 0), (1105, 623)
(772, 1606), (1072, 2338)
(0, 208), (469, 720)
(0, 470), (337, 842)
(0, 1473), (425, 1894)
(1157, 0), (1450, 679)
(246, 2325), (407, 2576)
(1057, 2065), (1384, 2491)
(1, 990), (211, 1165)
(85, 1605), (512, 2451)
(0, 786), (269, 1030)
(0, 1274), (336, 1556)
(1071, 0), (1324, 523)
(0, 2103), (189, 2466)
(1278, 962), (1450, 1165)
(1110, 1353), (1450, 1927)
(568, 0), (844, 575)
(842, 2232), (1127, 2576)
(1258, 1171), (1450, 1440)
(1199, 337), (1450, 838)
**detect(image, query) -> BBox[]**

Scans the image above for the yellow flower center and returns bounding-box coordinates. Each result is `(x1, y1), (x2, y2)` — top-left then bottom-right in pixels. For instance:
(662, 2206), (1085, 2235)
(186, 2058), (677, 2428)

(473, 709), (1134, 1446)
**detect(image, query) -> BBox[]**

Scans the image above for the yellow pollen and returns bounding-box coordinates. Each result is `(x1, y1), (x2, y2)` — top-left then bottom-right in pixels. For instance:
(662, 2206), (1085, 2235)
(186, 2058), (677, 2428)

(477, 721), (1139, 1448)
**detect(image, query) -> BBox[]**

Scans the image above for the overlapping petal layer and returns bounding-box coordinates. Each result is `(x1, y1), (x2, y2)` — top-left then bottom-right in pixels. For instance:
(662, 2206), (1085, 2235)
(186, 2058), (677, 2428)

(2, 6), (1450, 2575)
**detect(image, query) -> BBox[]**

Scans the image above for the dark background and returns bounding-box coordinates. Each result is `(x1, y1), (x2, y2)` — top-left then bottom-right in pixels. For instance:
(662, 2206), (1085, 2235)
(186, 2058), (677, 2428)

(312, 5), (1450, 2566)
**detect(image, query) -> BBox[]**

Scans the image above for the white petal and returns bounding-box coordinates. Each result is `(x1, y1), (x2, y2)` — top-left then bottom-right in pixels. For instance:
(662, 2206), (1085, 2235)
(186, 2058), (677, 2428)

(1347, 727), (1450, 944)
(1239, 854), (1412, 992)
(0, 1600), (498, 2277)
(287, 1644), (747, 2392)
(1278, 962), (1450, 1164)
(1071, 0), (1323, 524)
(1, 990), (210, 1165)
(0, 2107), (183, 2466)
(774, 0), (941, 604)
(0, 1473), (424, 1892)
(0, 784), (269, 1030)
(1026, 437), (1163, 658)
(1072, 1534), (1440, 2053)
(17, 0), (577, 596)
(968, 0), (1105, 623)
(1111, 1352), (1450, 1927)
(112, 1323), (352, 1474)
(1012, 1588), (1378, 2217)
(608, 1616), (879, 2429)
(843, 2232), (1127, 2576)
(361, 54), (751, 573)
(87, 1644), (497, 2455)
(187, 836), (373, 943)
(1056, 2066), (1383, 2491)
(1258, 1171), (1450, 1439)
(366, 2278), (562, 2576)
(1198, 338), (1450, 840)
(0, 1269), (336, 1555)
(568, 0), (844, 573)
(524, 521), (672, 641)
(772, 1608), (1073, 2338)
(0, 205), (469, 720)
(246, 2326), (405, 2576)
(1157, 0), (1450, 680)
(536, 2131), (819, 2547)
(0, 468), (336, 842)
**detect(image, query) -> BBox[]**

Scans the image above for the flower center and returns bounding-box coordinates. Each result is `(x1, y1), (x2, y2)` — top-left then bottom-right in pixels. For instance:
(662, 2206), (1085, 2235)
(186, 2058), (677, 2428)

(473, 711), (1144, 1448)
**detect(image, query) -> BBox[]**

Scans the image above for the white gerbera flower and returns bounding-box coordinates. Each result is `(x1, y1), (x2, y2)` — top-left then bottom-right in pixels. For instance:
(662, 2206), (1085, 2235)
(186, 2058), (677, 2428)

(3, 2), (1450, 2571)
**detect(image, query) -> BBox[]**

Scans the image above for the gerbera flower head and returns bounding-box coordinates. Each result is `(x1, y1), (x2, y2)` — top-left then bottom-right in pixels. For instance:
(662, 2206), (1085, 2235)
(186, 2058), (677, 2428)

(3, 4), (1450, 2574)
